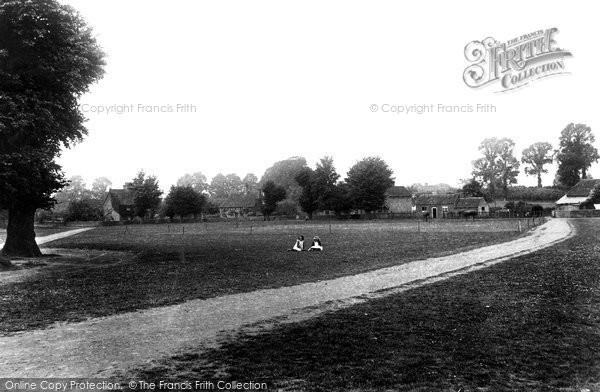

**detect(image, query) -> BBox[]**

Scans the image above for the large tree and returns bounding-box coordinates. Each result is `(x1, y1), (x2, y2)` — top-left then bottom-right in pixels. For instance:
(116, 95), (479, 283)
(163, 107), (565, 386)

(126, 171), (163, 218)
(90, 177), (112, 200)
(555, 123), (599, 187)
(294, 167), (319, 219)
(313, 156), (340, 212)
(472, 137), (520, 200)
(163, 186), (205, 219)
(461, 178), (484, 197)
(0, 0), (105, 257)
(521, 142), (554, 187)
(177, 172), (208, 194)
(242, 173), (259, 195)
(209, 173), (244, 199)
(260, 180), (286, 220)
(346, 157), (394, 213)
(260, 156), (307, 202)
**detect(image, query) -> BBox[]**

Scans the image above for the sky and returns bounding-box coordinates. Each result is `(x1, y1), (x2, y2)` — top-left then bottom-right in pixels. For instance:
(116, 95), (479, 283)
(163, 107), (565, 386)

(57, 0), (599, 192)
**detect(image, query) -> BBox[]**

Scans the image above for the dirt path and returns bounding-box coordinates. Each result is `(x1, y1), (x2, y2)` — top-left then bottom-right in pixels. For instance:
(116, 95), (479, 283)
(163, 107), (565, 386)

(0, 227), (93, 249)
(0, 219), (573, 378)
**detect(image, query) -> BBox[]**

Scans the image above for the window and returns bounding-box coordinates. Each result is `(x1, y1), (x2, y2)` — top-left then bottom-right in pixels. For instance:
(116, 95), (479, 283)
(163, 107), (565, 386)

(442, 206), (448, 213)
(481, 206), (486, 211)
(421, 207), (427, 212)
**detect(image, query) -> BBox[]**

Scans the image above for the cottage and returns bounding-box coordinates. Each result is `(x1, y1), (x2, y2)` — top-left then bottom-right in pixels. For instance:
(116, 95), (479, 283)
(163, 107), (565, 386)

(414, 194), (459, 218)
(555, 179), (600, 217)
(454, 197), (489, 216)
(103, 189), (136, 221)
(218, 194), (260, 218)
(414, 194), (488, 218)
(384, 186), (413, 213)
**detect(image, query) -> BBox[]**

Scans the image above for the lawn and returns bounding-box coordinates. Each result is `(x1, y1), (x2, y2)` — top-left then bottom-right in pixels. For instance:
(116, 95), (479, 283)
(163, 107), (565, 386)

(0, 219), (526, 335)
(127, 218), (600, 391)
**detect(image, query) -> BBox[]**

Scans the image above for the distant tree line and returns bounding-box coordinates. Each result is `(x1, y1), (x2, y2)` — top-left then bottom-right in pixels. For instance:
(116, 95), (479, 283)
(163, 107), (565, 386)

(44, 123), (596, 222)
(466, 123), (598, 201)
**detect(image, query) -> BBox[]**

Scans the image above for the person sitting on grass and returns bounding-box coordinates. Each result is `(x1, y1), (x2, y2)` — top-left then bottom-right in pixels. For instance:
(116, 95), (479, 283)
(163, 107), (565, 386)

(288, 235), (305, 251)
(308, 236), (323, 251)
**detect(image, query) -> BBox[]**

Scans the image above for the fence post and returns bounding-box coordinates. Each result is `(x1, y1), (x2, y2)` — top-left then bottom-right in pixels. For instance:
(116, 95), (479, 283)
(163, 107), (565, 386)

(250, 225), (253, 235)
(518, 220), (522, 232)
(418, 220), (421, 233)
(182, 226), (185, 235)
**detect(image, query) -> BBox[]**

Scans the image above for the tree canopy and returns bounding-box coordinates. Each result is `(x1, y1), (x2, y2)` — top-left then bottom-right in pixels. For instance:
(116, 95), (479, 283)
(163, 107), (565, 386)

(555, 123), (599, 187)
(521, 142), (554, 187)
(0, 0), (105, 256)
(177, 172), (208, 194)
(163, 186), (205, 219)
(346, 157), (394, 213)
(472, 137), (520, 199)
(126, 171), (163, 218)
(260, 180), (286, 219)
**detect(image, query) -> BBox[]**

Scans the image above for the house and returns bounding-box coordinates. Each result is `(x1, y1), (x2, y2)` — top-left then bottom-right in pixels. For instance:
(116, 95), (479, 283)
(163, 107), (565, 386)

(384, 186), (413, 213)
(218, 194), (260, 218)
(454, 197), (490, 216)
(414, 193), (460, 218)
(555, 179), (600, 217)
(103, 189), (136, 221)
(414, 193), (488, 218)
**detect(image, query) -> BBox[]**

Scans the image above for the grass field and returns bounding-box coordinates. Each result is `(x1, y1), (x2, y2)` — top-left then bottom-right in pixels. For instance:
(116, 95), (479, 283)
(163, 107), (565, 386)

(127, 219), (600, 392)
(0, 219), (528, 335)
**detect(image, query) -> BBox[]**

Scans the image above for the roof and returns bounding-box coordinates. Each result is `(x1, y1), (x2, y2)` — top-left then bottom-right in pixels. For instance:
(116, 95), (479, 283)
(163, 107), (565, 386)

(454, 197), (487, 209)
(565, 179), (600, 197)
(415, 193), (459, 206)
(386, 186), (412, 198)
(219, 194), (258, 208)
(555, 195), (589, 206)
(107, 189), (135, 206)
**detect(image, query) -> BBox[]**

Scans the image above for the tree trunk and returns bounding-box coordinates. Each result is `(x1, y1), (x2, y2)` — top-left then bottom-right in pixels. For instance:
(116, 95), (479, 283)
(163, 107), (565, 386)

(582, 167), (587, 179)
(537, 172), (542, 187)
(1, 207), (42, 257)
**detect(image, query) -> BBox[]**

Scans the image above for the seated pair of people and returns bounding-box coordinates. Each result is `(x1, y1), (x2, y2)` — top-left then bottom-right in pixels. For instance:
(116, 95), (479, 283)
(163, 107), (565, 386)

(289, 235), (323, 251)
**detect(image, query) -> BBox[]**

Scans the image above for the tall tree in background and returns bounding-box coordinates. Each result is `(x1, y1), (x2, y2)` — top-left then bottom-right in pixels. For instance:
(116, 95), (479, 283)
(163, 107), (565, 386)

(472, 138), (520, 199)
(163, 186), (205, 219)
(314, 156), (340, 212)
(346, 157), (394, 213)
(90, 177), (112, 200)
(295, 168), (319, 220)
(555, 123), (599, 187)
(0, 0), (105, 257)
(126, 171), (163, 218)
(521, 142), (554, 187)
(242, 173), (259, 195)
(177, 172), (208, 194)
(260, 156), (307, 202)
(260, 180), (286, 220)
(209, 173), (244, 199)
(461, 178), (484, 197)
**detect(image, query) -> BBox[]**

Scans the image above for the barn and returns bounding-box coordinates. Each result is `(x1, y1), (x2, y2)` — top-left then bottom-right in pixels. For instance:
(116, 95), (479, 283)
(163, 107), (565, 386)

(384, 186), (413, 213)
(103, 189), (136, 221)
(555, 179), (600, 217)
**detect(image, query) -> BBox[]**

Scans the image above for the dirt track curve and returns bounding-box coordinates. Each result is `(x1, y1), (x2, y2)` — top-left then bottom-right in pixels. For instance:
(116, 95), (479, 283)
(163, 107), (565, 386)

(0, 219), (573, 377)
